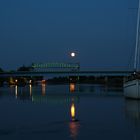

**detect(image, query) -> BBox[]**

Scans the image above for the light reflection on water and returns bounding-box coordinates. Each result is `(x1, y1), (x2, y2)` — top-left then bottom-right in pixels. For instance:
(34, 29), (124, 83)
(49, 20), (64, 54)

(29, 84), (32, 97)
(41, 83), (46, 96)
(0, 83), (139, 140)
(15, 85), (18, 99)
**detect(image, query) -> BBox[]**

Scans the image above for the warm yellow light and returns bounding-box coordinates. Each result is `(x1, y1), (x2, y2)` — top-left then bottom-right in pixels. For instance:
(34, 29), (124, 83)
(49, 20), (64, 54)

(70, 83), (75, 92)
(71, 103), (75, 119)
(15, 79), (18, 83)
(42, 80), (46, 84)
(42, 83), (46, 96)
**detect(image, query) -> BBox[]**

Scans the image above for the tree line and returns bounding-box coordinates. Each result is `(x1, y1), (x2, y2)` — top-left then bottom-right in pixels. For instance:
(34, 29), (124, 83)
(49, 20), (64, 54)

(0, 65), (33, 72)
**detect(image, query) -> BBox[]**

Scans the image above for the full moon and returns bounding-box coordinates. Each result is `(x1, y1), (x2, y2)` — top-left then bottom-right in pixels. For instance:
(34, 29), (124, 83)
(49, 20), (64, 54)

(70, 52), (76, 57)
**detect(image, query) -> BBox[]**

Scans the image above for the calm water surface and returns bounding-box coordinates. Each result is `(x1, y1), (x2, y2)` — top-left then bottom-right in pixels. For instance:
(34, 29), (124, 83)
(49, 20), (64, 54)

(0, 83), (140, 140)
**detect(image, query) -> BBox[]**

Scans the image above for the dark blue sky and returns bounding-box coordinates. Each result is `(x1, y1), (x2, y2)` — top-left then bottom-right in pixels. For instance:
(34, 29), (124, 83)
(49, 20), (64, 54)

(0, 0), (138, 70)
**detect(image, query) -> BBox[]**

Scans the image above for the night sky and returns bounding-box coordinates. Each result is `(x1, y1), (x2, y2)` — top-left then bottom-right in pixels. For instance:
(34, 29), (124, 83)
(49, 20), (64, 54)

(0, 0), (139, 70)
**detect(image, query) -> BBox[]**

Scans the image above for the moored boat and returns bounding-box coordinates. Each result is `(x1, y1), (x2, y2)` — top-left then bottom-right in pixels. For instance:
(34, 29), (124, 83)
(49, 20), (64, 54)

(124, 0), (140, 99)
(124, 78), (140, 99)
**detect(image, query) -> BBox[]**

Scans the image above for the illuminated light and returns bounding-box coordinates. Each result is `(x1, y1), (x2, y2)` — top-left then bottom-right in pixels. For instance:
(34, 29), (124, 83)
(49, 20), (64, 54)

(42, 80), (46, 84)
(42, 83), (46, 96)
(70, 83), (75, 92)
(29, 80), (32, 84)
(71, 103), (75, 120)
(71, 52), (76, 57)
(29, 84), (32, 96)
(15, 85), (18, 99)
(69, 121), (79, 138)
(69, 101), (80, 138)
(15, 79), (18, 85)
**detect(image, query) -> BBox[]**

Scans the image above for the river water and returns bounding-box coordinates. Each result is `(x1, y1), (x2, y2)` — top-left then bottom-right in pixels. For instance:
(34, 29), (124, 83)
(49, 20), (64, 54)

(0, 83), (140, 140)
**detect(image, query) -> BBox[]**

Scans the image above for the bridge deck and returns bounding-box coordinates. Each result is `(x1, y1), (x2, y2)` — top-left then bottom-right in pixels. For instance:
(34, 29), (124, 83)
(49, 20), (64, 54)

(0, 71), (133, 77)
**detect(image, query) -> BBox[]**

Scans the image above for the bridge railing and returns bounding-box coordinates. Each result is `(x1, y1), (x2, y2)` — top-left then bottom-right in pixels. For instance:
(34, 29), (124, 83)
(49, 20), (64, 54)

(31, 62), (80, 72)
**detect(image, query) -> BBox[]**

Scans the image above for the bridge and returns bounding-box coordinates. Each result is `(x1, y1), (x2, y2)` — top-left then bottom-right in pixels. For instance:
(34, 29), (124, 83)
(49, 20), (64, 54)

(0, 70), (133, 77)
